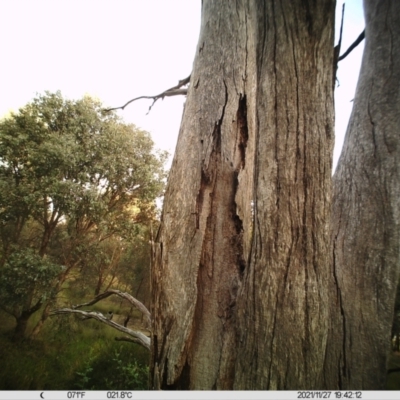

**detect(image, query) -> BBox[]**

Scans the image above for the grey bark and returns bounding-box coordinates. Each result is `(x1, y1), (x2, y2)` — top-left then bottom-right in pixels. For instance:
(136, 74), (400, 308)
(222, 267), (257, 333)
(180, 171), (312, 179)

(234, 0), (335, 390)
(151, 0), (335, 390)
(151, 0), (254, 388)
(325, 0), (400, 389)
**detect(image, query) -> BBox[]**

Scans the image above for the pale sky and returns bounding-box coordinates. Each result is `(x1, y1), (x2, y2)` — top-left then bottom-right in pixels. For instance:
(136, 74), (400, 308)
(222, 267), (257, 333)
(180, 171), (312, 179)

(0, 0), (364, 171)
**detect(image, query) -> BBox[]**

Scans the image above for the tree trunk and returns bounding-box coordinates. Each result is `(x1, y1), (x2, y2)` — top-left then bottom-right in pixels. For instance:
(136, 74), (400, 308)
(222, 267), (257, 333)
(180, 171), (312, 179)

(325, 0), (400, 389)
(30, 303), (51, 337)
(233, 0), (335, 389)
(151, 0), (335, 390)
(13, 300), (42, 341)
(30, 269), (71, 337)
(94, 271), (104, 296)
(13, 312), (31, 341)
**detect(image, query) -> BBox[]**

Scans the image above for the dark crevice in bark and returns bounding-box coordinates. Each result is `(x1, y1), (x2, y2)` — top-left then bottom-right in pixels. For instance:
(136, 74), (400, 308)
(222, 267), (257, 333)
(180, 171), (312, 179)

(234, 95), (248, 276)
(237, 95), (248, 169)
(151, 335), (159, 388)
(156, 317), (173, 387)
(232, 170), (246, 276)
(195, 170), (207, 230)
(332, 235), (347, 388)
(220, 80), (228, 130)
(166, 359), (191, 390)
(367, 88), (377, 159)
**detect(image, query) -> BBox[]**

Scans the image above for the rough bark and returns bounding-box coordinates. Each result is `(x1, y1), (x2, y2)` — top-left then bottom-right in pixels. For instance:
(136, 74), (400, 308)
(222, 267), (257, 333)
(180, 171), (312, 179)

(233, 0), (335, 390)
(151, 0), (254, 389)
(151, 0), (335, 390)
(325, 0), (400, 389)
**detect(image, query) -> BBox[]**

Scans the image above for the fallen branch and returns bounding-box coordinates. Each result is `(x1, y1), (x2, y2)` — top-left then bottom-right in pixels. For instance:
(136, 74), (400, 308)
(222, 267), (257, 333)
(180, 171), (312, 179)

(71, 289), (151, 328)
(104, 75), (191, 114)
(51, 308), (150, 350)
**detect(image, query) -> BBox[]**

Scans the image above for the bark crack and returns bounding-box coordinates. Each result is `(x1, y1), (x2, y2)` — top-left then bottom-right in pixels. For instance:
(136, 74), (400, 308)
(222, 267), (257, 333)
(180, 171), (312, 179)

(367, 86), (377, 158)
(237, 95), (248, 170)
(332, 228), (347, 388)
(244, 11), (248, 82)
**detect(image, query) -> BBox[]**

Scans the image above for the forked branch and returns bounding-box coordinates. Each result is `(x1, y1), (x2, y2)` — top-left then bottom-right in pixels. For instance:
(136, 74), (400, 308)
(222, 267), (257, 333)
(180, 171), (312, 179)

(71, 289), (151, 328)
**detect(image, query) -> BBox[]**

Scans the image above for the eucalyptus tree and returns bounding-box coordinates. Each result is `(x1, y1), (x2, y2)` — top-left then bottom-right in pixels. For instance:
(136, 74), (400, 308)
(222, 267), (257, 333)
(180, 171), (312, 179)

(150, 0), (400, 390)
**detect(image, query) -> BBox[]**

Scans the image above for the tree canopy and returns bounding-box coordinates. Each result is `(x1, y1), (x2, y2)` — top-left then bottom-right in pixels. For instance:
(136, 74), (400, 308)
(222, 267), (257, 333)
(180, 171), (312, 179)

(0, 92), (167, 339)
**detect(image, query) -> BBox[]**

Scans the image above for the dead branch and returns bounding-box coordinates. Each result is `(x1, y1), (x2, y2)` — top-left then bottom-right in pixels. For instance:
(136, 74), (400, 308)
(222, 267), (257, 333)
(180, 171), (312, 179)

(335, 4), (345, 62)
(333, 4), (345, 87)
(104, 75), (191, 114)
(338, 29), (365, 61)
(51, 308), (150, 350)
(115, 336), (146, 346)
(71, 289), (151, 328)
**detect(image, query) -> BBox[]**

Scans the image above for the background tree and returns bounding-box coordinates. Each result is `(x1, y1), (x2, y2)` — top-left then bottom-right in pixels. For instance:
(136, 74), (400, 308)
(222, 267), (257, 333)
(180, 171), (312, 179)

(0, 92), (167, 339)
(0, 248), (62, 341)
(150, 0), (399, 390)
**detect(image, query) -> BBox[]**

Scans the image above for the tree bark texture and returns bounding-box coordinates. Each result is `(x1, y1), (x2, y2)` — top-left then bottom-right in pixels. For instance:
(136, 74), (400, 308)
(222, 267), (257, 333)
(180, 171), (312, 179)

(151, 0), (335, 390)
(151, 0), (255, 388)
(234, 0), (335, 389)
(325, 0), (400, 389)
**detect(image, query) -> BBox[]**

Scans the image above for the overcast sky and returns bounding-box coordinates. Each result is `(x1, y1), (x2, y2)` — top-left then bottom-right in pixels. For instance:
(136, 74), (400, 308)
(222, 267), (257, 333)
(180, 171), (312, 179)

(0, 0), (365, 171)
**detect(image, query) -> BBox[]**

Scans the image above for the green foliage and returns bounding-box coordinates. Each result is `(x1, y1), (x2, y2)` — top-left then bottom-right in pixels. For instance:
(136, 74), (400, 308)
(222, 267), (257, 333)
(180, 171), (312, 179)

(74, 349), (148, 390)
(0, 91), (167, 337)
(0, 248), (62, 317)
(0, 91), (167, 246)
(0, 311), (149, 390)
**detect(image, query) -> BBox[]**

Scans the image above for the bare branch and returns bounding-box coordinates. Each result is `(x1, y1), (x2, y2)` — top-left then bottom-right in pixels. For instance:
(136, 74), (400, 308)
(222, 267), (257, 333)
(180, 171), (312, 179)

(338, 29), (365, 61)
(71, 289), (151, 328)
(51, 308), (150, 350)
(104, 75), (191, 114)
(333, 4), (345, 87)
(115, 336), (147, 346)
(336, 4), (345, 59)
